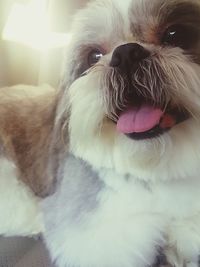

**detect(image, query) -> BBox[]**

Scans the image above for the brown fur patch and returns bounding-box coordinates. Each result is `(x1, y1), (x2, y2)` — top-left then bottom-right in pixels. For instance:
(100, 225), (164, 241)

(0, 84), (58, 197)
(130, 0), (200, 45)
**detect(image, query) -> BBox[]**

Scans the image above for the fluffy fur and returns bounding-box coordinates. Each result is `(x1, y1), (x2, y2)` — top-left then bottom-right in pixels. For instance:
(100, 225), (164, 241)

(1, 1), (200, 267)
(0, 84), (56, 236)
(0, 157), (43, 236)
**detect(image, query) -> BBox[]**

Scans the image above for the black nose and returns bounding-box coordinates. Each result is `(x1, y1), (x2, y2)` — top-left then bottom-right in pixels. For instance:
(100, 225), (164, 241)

(110, 43), (150, 70)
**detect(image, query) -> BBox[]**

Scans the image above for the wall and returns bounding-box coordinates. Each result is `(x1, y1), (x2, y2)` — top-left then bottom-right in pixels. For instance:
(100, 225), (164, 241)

(0, 0), (88, 88)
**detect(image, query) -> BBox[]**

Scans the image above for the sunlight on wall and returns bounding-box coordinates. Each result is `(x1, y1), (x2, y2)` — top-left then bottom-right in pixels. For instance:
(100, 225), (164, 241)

(2, 0), (71, 51)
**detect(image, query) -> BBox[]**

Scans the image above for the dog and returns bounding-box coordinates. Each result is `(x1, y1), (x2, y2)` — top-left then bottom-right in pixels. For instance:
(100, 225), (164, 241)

(41, 0), (200, 266)
(1, 0), (200, 266)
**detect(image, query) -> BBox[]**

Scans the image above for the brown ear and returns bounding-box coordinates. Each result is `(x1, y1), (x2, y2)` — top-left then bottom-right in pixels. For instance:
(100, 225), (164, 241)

(0, 84), (61, 197)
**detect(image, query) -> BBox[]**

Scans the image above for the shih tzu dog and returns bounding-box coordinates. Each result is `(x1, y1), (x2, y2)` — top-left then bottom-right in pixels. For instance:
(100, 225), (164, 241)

(41, 0), (200, 266)
(1, 0), (200, 267)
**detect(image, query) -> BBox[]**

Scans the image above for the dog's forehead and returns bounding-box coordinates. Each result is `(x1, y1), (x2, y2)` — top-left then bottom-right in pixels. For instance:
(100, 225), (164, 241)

(111, 0), (200, 23)
(75, 0), (200, 44)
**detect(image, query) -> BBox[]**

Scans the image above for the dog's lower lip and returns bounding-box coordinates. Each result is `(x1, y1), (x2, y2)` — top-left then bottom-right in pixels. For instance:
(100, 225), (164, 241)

(126, 125), (169, 140)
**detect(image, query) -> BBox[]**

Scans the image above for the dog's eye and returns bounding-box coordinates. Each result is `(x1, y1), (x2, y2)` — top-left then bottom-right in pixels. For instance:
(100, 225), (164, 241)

(162, 24), (199, 49)
(87, 49), (103, 67)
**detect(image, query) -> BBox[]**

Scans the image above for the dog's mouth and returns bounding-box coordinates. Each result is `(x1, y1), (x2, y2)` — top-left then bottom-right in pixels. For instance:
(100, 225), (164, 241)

(116, 103), (190, 140)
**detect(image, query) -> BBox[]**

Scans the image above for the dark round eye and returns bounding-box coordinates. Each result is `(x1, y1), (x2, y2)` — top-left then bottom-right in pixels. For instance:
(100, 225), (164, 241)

(87, 49), (103, 67)
(161, 24), (199, 50)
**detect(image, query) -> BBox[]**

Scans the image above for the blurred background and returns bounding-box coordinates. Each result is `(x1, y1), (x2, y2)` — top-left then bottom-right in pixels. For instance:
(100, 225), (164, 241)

(0, 0), (86, 88)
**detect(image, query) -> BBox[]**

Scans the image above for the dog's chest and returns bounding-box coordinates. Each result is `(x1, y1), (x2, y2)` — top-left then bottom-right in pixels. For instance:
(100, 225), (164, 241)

(43, 163), (200, 267)
(98, 170), (200, 221)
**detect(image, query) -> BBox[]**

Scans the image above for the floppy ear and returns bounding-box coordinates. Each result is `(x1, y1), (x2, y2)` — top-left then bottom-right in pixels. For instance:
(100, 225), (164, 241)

(45, 88), (70, 196)
(0, 85), (60, 197)
(25, 87), (70, 198)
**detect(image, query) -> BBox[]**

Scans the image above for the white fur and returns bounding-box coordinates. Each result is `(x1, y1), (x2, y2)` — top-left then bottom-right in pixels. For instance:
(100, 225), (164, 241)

(54, 0), (200, 266)
(66, 71), (200, 266)
(68, 74), (200, 183)
(45, 168), (200, 267)
(0, 158), (43, 236)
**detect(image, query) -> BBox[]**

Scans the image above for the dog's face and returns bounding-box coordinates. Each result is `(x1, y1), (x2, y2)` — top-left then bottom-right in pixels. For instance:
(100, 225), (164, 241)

(60, 0), (200, 181)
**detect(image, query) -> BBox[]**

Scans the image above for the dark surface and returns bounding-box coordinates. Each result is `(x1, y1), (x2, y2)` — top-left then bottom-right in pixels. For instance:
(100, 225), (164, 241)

(0, 237), (53, 267)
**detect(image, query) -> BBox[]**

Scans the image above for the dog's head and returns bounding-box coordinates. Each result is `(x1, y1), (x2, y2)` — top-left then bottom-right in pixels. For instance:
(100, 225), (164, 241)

(59, 0), (200, 181)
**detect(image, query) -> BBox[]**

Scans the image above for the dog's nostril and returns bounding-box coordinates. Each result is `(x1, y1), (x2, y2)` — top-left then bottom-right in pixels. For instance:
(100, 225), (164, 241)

(110, 43), (150, 69)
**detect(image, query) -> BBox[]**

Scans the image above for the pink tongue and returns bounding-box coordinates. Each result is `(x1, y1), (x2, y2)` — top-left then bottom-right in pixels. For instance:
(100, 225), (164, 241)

(117, 105), (163, 134)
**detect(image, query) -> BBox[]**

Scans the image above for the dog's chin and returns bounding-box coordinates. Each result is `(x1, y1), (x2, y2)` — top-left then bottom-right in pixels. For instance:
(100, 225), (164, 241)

(71, 119), (200, 182)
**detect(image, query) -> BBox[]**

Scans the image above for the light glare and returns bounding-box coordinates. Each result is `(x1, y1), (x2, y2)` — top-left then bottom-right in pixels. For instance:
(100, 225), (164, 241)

(2, 1), (71, 51)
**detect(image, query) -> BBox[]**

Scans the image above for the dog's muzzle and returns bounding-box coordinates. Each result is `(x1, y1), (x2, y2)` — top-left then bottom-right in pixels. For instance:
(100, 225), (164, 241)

(109, 43), (190, 140)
